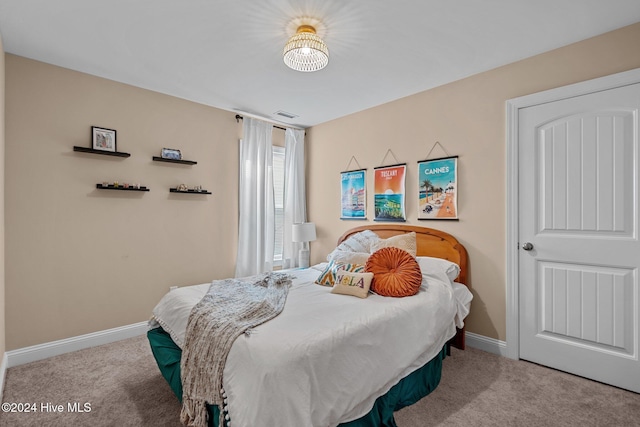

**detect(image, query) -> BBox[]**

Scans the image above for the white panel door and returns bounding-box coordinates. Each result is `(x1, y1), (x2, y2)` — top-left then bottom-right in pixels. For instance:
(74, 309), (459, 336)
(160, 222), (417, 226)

(519, 83), (640, 393)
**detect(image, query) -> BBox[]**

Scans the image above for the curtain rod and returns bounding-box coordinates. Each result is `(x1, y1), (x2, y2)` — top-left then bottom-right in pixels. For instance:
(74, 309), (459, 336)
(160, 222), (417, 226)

(235, 114), (296, 132)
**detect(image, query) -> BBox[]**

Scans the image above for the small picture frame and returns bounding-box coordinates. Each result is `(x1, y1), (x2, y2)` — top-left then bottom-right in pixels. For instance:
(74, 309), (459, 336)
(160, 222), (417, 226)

(92, 126), (117, 152)
(161, 148), (182, 160)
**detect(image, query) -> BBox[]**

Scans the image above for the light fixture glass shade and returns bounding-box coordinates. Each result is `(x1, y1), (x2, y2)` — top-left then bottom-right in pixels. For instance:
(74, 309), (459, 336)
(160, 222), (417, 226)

(283, 25), (329, 72)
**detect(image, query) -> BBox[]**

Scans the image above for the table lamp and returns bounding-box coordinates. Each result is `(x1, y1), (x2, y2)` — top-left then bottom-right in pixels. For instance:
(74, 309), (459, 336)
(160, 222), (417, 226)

(292, 222), (317, 268)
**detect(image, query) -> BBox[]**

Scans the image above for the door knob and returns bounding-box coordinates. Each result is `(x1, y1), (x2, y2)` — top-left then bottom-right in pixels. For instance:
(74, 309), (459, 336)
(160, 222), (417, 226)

(522, 242), (534, 251)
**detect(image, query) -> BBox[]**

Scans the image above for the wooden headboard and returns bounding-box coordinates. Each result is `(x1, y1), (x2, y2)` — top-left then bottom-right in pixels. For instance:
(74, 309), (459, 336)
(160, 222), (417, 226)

(337, 224), (469, 285)
(337, 224), (470, 349)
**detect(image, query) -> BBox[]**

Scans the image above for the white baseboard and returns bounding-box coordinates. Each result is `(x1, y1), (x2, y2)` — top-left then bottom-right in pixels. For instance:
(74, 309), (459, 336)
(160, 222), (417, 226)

(6, 321), (148, 368)
(466, 332), (508, 357)
(0, 325), (508, 391)
(0, 352), (7, 401)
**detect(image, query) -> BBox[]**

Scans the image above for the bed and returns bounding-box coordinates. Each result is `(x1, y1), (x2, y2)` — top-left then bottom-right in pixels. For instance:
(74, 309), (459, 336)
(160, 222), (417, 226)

(148, 224), (472, 427)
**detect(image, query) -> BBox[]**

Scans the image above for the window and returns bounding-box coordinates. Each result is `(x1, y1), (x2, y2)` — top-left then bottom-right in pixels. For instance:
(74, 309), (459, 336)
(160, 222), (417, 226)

(273, 146), (285, 266)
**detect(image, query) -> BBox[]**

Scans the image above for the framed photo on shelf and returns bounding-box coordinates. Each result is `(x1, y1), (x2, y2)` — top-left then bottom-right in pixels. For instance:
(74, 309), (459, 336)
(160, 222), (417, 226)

(418, 156), (458, 220)
(92, 126), (117, 152)
(161, 148), (182, 160)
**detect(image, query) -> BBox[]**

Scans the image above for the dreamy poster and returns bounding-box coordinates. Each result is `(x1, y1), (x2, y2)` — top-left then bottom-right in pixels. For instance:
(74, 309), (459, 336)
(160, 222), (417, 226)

(341, 169), (367, 219)
(418, 156), (458, 220)
(374, 164), (406, 221)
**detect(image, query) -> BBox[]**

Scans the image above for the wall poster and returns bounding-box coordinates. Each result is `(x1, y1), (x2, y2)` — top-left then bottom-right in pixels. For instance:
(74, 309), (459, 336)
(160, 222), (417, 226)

(374, 164), (406, 222)
(418, 156), (458, 220)
(340, 169), (367, 219)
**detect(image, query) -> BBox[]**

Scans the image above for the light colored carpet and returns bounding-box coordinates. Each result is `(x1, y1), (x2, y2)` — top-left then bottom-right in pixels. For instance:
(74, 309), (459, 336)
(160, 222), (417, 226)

(395, 346), (640, 426)
(0, 335), (638, 426)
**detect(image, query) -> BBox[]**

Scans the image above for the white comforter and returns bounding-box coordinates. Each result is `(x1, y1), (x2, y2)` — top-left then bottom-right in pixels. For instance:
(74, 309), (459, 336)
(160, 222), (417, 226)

(149, 264), (472, 427)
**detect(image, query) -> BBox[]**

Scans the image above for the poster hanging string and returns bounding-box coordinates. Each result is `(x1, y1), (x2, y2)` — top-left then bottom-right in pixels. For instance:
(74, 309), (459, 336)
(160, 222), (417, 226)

(424, 141), (451, 160)
(378, 149), (400, 167)
(344, 155), (363, 171)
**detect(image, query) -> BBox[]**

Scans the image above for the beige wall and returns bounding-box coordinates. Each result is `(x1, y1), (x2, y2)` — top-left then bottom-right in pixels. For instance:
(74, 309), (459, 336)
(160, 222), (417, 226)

(0, 34), (6, 359)
(5, 55), (240, 350)
(307, 23), (640, 341)
(4, 23), (640, 350)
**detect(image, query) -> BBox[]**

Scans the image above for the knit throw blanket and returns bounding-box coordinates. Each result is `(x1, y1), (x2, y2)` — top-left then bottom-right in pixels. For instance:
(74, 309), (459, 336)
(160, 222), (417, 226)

(180, 272), (293, 427)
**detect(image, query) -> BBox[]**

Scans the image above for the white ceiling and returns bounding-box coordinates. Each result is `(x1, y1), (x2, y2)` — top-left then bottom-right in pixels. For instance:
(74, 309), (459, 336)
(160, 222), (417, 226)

(1, 1), (639, 128)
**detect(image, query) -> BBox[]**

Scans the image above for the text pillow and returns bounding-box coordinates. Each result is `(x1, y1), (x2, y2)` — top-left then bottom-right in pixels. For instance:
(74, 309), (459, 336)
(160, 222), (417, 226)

(331, 271), (374, 299)
(365, 247), (422, 297)
(315, 261), (365, 287)
(369, 232), (417, 257)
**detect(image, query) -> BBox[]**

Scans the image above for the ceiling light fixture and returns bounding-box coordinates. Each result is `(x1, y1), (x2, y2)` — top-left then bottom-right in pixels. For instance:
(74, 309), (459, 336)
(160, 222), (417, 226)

(283, 25), (329, 72)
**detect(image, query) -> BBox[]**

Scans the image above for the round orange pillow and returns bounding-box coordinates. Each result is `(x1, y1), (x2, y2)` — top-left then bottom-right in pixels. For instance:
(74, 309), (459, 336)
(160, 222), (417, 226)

(365, 247), (422, 297)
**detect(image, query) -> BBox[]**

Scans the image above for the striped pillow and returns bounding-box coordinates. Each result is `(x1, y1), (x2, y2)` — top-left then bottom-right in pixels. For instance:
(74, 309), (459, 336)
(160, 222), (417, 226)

(327, 230), (380, 261)
(315, 261), (365, 287)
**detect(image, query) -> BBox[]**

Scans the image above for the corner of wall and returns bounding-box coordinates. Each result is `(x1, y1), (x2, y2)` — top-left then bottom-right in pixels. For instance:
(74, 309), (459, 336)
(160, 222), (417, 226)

(0, 31), (7, 399)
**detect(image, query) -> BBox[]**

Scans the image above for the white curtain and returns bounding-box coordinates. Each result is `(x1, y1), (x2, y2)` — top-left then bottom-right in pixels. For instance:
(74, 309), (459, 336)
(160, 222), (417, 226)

(282, 128), (307, 269)
(235, 117), (275, 277)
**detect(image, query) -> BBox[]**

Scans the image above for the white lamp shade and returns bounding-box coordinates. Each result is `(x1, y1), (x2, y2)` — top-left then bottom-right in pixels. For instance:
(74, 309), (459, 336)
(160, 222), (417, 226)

(292, 222), (317, 243)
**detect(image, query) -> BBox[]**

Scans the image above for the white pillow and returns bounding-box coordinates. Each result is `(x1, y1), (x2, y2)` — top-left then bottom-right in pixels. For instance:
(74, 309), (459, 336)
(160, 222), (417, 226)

(327, 230), (380, 261)
(416, 256), (461, 282)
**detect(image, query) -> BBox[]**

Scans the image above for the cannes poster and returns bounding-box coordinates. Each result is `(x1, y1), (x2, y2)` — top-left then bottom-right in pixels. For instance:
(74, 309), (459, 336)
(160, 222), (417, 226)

(418, 156), (458, 220)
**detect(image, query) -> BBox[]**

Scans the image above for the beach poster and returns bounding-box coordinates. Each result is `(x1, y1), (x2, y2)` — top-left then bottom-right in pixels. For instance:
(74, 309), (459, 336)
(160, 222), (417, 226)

(418, 156), (458, 220)
(374, 164), (406, 221)
(341, 169), (367, 219)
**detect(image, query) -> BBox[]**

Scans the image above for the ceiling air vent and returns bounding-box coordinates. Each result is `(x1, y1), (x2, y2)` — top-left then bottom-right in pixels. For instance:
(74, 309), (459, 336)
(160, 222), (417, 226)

(274, 110), (298, 119)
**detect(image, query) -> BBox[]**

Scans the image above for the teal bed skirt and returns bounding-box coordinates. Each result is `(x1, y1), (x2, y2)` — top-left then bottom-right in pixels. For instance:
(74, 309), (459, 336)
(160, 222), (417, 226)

(148, 327), (446, 427)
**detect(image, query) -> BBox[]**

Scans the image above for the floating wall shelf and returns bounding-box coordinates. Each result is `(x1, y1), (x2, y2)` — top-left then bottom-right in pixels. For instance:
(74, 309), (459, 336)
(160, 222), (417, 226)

(74, 146), (131, 157)
(152, 156), (197, 165)
(170, 188), (211, 195)
(96, 184), (149, 192)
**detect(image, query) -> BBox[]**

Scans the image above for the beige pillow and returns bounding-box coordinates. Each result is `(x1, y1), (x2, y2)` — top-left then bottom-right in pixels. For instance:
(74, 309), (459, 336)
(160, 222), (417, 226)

(370, 232), (417, 257)
(331, 270), (374, 298)
(327, 250), (370, 265)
